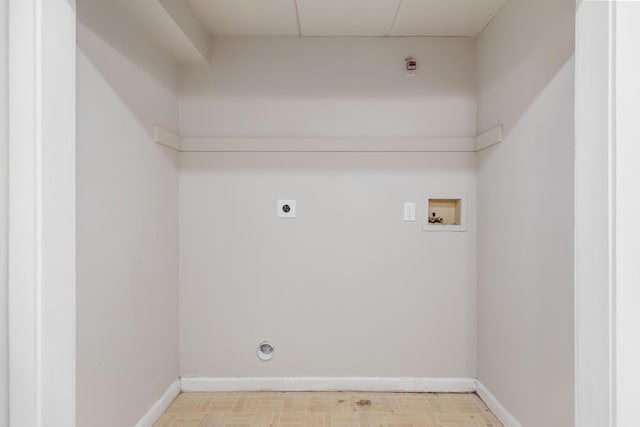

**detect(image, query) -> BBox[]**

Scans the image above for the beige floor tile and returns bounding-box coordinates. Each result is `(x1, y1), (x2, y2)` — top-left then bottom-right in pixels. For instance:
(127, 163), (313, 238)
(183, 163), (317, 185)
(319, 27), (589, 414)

(154, 391), (503, 427)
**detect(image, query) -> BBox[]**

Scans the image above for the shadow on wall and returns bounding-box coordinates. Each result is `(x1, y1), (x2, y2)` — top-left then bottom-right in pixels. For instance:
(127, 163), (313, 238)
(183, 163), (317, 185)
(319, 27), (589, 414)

(179, 36), (478, 138)
(182, 36), (476, 99)
(77, 0), (179, 135)
(475, 1), (576, 427)
(476, 0), (575, 136)
(180, 151), (476, 173)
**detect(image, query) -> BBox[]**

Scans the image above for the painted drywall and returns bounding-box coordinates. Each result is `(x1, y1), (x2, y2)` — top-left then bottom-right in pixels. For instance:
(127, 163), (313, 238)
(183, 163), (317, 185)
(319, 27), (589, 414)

(179, 152), (477, 378)
(476, 1), (575, 426)
(177, 35), (478, 378)
(178, 35), (478, 378)
(76, 0), (179, 425)
(180, 36), (476, 138)
(0, 0), (7, 425)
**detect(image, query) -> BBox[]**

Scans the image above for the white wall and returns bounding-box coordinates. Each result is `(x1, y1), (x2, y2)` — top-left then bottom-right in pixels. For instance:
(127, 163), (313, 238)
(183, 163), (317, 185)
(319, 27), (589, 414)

(180, 36), (476, 138)
(180, 152), (477, 378)
(476, 1), (575, 426)
(0, 0), (7, 425)
(178, 37), (478, 379)
(76, 0), (180, 425)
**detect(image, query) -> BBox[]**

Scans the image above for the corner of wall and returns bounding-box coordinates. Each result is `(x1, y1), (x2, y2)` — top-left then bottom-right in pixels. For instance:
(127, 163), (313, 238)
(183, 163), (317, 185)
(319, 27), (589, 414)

(474, 1), (576, 426)
(77, 1), (181, 425)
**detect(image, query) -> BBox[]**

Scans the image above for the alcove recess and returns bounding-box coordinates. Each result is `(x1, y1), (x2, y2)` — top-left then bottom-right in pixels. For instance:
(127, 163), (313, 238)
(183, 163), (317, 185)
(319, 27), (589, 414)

(423, 195), (467, 232)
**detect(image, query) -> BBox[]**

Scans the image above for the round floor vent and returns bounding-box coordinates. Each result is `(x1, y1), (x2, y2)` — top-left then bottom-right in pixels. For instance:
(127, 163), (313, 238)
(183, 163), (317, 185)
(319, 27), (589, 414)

(257, 341), (274, 361)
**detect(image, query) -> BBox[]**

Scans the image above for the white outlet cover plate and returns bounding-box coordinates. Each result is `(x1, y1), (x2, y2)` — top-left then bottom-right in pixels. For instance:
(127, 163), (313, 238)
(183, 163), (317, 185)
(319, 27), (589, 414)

(277, 199), (296, 218)
(404, 202), (416, 221)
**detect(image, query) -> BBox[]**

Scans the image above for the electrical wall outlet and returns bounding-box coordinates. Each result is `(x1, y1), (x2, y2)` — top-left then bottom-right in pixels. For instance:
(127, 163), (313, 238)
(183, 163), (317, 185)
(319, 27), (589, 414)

(277, 199), (296, 218)
(404, 202), (416, 221)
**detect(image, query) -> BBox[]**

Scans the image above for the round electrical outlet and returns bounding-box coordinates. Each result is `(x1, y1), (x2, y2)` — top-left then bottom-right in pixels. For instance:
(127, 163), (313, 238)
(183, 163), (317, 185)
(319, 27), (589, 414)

(257, 341), (274, 361)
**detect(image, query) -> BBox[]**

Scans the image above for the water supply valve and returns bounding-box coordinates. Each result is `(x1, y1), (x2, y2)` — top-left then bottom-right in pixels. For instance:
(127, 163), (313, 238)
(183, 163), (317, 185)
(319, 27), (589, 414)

(428, 212), (444, 224)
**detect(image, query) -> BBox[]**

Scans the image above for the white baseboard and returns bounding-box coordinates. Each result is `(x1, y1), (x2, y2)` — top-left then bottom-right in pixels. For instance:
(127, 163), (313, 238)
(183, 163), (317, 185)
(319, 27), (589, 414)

(180, 377), (477, 393)
(475, 381), (523, 427)
(135, 379), (181, 427)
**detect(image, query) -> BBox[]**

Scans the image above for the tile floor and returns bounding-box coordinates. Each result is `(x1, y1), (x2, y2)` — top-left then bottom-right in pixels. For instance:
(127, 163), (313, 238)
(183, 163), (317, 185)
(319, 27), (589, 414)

(154, 391), (504, 427)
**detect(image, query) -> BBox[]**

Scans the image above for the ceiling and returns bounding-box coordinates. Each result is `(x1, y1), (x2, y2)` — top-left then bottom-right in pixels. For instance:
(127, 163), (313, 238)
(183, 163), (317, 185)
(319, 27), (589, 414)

(120, 0), (507, 65)
(186, 0), (507, 37)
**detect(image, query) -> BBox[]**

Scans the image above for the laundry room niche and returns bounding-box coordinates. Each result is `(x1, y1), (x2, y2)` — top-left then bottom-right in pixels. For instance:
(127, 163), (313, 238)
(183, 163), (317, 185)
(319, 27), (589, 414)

(423, 196), (467, 232)
(73, 0), (577, 426)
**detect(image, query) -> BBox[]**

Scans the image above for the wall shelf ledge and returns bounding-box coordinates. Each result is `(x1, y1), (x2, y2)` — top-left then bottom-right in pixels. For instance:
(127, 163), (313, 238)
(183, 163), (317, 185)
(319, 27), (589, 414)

(154, 126), (503, 153)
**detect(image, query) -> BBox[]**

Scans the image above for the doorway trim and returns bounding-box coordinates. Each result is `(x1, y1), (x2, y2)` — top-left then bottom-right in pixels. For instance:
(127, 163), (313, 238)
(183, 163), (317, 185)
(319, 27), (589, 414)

(8, 0), (76, 425)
